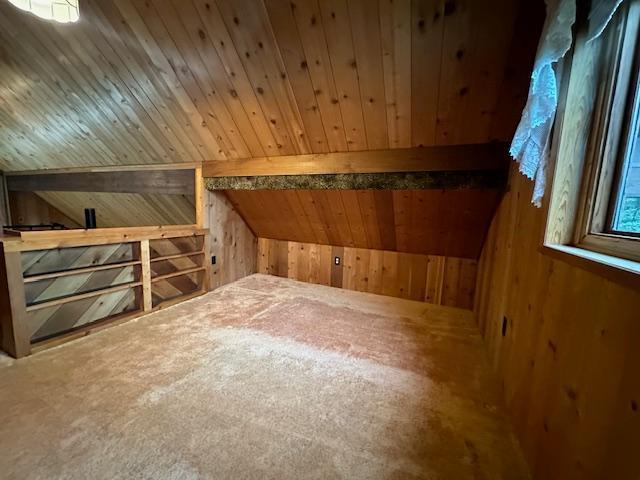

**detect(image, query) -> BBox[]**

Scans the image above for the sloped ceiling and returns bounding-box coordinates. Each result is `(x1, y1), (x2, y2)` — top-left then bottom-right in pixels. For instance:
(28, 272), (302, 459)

(35, 192), (195, 227)
(0, 0), (542, 235)
(0, 0), (540, 171)
(8, 191), (195, 228)
(225, 188), (501, 259)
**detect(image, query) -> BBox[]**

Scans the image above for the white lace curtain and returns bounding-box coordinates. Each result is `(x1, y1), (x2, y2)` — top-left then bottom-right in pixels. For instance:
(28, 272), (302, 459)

(510, 0), (626, 207)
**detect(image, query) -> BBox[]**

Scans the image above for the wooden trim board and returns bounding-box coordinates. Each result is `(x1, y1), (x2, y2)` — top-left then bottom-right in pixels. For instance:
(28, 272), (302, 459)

(1, 226), (208, 252)
(203, 144), (509, 177)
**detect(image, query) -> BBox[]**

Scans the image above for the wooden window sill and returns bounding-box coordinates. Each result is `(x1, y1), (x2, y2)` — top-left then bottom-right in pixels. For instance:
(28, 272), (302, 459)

(541, 244), (640, 290)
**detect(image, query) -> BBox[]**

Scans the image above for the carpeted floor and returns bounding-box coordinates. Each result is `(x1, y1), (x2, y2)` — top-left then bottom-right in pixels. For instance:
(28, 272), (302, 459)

(0, 274), (529, 479)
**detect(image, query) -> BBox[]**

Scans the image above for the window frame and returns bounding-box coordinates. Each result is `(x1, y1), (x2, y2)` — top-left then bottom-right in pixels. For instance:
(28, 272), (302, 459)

(542, 0), (640, 290)
(573, 0), (640, 262)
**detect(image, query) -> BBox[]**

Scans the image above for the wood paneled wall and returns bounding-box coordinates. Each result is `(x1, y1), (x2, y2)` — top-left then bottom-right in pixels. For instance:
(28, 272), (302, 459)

(227, 189), (502, 259)
(205, 191), (257, 288)
(258, 237), (477, 309)
(474, 168), (640, 480)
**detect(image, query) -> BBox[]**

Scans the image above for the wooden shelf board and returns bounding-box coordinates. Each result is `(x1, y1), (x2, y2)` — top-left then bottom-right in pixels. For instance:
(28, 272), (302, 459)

(150, 251), (204, 263)
(26, 282), (142, 312)
(23, 260), (141, 284)
(150, 266), (205, 283)
(1, 226), (208, 252)
(30, 308), (144, 353)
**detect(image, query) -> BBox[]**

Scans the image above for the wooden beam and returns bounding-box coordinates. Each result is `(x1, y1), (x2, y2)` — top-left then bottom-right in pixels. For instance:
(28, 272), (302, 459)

(205, 170), (507, 191)
(202, 144), (508, 177)
(7, 170), (195, 195)
(5, 162), (202, 176)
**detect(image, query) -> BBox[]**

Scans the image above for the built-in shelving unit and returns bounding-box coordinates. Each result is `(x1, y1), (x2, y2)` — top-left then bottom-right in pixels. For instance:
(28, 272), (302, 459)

(0, 226), (210, 358)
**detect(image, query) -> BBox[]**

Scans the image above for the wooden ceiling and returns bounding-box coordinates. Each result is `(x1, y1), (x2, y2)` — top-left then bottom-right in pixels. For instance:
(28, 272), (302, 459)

(0, 0), (540, 172)
(225, 189), (502, 258)
(34, 191), (195, 227)
(9, 191), (195, 228)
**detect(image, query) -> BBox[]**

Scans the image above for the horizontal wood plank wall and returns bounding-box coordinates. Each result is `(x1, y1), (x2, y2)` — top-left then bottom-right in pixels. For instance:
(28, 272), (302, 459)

(474, 167), (640, 480)
(206, 191), (257, 288)
(258, 238), (477, 309)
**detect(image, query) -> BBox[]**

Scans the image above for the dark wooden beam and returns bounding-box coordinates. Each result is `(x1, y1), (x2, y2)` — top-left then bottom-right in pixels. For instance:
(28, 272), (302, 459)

(205, 170), (507, 190)
(203, 143), (509, 177)
(6, 170), (195, 195)
(5, 162), (201, 176)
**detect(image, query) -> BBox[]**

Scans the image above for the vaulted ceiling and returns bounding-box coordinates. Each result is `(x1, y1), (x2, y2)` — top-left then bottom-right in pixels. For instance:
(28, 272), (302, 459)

(1, 0), (542, 244)
(0, 0), (540, 172)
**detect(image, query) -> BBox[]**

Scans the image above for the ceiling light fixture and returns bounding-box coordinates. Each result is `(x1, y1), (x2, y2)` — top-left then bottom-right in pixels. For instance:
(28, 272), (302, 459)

(6, 0), (79, 23)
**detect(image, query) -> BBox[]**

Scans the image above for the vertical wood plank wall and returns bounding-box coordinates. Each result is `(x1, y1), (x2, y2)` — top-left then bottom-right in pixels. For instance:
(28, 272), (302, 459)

(205, 191), (257, 289)
(474, 167), (640, 480)
(258, 238), (477, 309)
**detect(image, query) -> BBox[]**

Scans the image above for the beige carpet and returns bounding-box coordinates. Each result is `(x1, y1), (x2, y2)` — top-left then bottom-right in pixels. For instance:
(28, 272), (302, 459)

(0, 274), (529, 479)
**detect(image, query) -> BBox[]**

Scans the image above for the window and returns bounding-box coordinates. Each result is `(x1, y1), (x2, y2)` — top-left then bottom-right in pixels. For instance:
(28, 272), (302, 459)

(610, 92), (640, 234)
(573, 0), (640, 262)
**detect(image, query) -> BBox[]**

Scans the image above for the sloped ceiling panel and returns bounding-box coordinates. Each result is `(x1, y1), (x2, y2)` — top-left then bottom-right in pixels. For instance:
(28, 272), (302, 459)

(0, 0), (541, 171)
(34, 192), (195, 227)
(225, 189), (502, 259)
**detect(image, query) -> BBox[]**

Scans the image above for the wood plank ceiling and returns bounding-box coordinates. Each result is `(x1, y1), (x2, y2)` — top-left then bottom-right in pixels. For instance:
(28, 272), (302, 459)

(9, 191), (195, 228)
(0, 0), (538, 172)
(226, 189), (502, 259)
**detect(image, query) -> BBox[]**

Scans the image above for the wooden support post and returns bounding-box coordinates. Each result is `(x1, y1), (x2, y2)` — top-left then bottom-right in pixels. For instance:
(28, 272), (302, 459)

(139, 240), (152, 312)
(0, 246), (30, 358)
(203, 233), (212, 292)
(194, 167), (204, 228)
